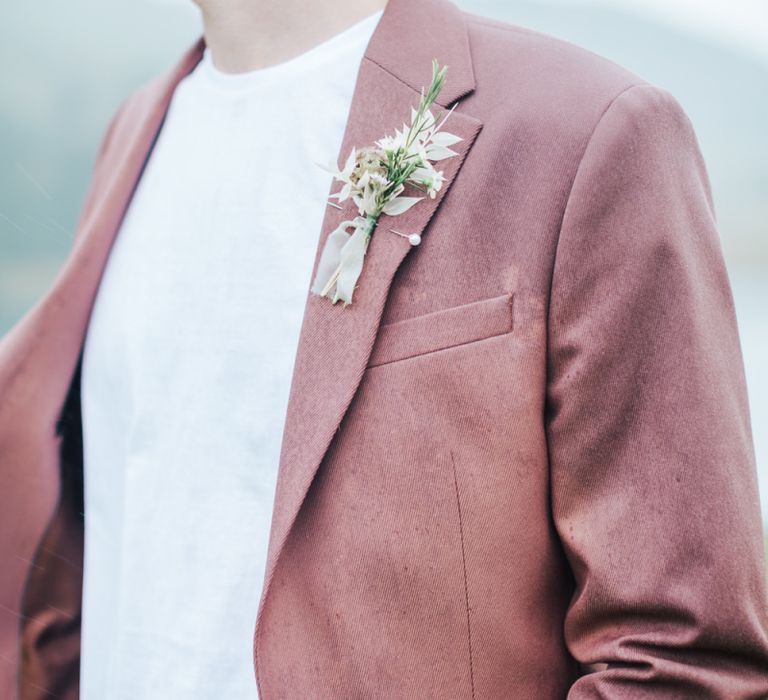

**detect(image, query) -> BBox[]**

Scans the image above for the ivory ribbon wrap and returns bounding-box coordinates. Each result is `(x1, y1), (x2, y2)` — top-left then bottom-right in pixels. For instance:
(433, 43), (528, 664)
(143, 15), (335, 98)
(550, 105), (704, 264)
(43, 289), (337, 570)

(311, 215), (375, 306)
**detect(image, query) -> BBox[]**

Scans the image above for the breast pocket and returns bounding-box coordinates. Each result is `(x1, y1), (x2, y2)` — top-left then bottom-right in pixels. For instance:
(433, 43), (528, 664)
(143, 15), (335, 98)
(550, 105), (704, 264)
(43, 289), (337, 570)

(367, 291), (515, 369)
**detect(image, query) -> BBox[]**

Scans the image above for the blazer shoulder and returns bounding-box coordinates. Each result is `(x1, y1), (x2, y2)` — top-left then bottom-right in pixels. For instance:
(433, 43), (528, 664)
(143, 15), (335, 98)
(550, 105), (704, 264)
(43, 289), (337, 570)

(459, 10), (666, 143)
(463, 10), (649, 94)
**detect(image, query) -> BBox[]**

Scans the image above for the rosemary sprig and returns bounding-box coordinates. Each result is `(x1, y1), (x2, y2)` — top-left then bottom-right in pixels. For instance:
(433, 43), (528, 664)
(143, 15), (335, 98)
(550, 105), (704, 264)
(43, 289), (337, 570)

(377, 59), (450, 213)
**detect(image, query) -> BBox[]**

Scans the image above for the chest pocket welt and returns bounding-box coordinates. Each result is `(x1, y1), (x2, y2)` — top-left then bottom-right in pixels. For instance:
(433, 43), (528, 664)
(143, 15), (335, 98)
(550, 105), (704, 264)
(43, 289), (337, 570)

(367, 291), (514, 369)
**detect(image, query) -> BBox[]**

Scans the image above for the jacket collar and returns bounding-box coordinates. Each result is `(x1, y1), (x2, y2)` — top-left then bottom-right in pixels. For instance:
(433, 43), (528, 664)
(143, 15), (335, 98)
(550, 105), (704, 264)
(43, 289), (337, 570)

(364, 0), (476, 106)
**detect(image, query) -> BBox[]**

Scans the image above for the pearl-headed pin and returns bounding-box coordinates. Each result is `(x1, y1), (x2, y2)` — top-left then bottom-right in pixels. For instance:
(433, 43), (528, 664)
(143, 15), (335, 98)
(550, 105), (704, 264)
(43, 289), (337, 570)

(389, 229), (421, 246)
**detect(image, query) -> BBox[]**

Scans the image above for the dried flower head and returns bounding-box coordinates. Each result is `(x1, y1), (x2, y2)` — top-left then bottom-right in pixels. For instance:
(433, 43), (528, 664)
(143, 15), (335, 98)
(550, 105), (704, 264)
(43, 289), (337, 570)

(350, 147), (388, 185)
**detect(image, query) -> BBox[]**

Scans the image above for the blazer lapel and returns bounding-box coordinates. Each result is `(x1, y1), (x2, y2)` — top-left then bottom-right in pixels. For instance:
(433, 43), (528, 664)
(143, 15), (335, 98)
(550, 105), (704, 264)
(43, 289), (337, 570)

(256, 0), (483, 643)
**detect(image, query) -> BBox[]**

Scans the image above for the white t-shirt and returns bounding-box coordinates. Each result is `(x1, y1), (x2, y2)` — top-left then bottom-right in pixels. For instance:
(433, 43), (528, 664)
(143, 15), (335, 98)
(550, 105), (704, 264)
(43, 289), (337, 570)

(79, 10), (383, 698)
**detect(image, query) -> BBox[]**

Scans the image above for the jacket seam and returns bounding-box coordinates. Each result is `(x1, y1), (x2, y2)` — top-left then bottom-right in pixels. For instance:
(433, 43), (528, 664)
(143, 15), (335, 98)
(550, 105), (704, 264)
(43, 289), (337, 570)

(547, 81), (650, 300)
(363, 54), (468, 109)
(450, 450), (475, 699)
(466, 15), (543, 34)
(367, 325), (513, 369)
(544, 81), (650, 378)
(363, 54), (420, 96)
(542, 81), (651, 579)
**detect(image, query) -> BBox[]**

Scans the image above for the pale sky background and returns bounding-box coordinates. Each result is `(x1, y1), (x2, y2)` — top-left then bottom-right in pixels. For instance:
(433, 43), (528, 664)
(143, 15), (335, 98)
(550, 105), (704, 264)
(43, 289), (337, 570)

(542, 0), (768, 63)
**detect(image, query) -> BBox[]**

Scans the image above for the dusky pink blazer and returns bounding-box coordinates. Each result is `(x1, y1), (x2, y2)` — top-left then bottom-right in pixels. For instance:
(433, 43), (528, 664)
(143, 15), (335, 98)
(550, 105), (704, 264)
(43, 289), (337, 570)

(2, 0), (768, 696)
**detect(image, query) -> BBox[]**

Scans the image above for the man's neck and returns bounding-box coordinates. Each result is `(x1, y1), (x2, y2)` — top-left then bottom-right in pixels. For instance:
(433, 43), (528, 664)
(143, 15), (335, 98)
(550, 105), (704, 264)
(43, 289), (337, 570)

(193, 0), (388, 74)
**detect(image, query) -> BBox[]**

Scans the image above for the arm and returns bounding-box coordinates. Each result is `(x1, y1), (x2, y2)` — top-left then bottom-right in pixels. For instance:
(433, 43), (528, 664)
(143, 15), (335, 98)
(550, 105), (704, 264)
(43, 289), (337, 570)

(546, 82), (768, 697)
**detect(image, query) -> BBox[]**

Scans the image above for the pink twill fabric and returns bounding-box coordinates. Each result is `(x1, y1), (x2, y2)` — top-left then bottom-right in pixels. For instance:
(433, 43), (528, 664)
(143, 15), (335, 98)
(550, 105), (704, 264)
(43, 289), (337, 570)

(1, 0), (767, 696)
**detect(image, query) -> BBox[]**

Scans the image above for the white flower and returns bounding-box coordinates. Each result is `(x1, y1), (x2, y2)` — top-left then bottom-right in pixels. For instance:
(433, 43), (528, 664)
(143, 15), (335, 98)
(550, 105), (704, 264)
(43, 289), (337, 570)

(323, 146), (357, 202)
(376, 128), (406, 153)
(408, 165), (446, 198)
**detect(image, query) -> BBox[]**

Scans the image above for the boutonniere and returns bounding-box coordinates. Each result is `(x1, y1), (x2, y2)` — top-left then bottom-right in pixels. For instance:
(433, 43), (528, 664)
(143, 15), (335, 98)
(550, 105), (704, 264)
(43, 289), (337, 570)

(310, 59), (463, 306)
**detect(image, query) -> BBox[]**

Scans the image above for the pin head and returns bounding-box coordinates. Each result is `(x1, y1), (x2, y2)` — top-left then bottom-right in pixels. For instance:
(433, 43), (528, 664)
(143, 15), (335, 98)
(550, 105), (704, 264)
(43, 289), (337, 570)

(389, 228), (421, 246)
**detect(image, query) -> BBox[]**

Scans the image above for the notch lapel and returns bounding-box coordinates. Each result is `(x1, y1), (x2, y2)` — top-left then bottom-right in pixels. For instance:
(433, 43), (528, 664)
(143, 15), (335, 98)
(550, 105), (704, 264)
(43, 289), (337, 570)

(255, 0), (483, 658)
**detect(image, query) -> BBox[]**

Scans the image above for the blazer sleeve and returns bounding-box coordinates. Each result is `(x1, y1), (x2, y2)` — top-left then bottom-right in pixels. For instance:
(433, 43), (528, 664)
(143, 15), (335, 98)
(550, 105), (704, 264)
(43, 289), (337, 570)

(546, 82), (768, 696)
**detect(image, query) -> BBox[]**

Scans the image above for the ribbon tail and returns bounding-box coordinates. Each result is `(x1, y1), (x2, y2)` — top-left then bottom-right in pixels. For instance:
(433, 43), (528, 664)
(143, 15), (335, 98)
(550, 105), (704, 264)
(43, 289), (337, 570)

(310, 220), (358, 296)
(332, 224), (371, 306)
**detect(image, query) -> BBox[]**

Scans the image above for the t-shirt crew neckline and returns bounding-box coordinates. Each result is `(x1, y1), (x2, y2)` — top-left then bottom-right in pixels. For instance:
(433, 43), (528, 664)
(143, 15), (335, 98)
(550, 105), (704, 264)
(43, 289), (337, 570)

(199, 9), (384, 91)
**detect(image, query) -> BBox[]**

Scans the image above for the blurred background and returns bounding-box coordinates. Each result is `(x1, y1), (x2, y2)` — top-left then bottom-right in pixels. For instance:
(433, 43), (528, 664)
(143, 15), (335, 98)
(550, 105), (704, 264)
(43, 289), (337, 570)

(0, 0), (766, 531)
